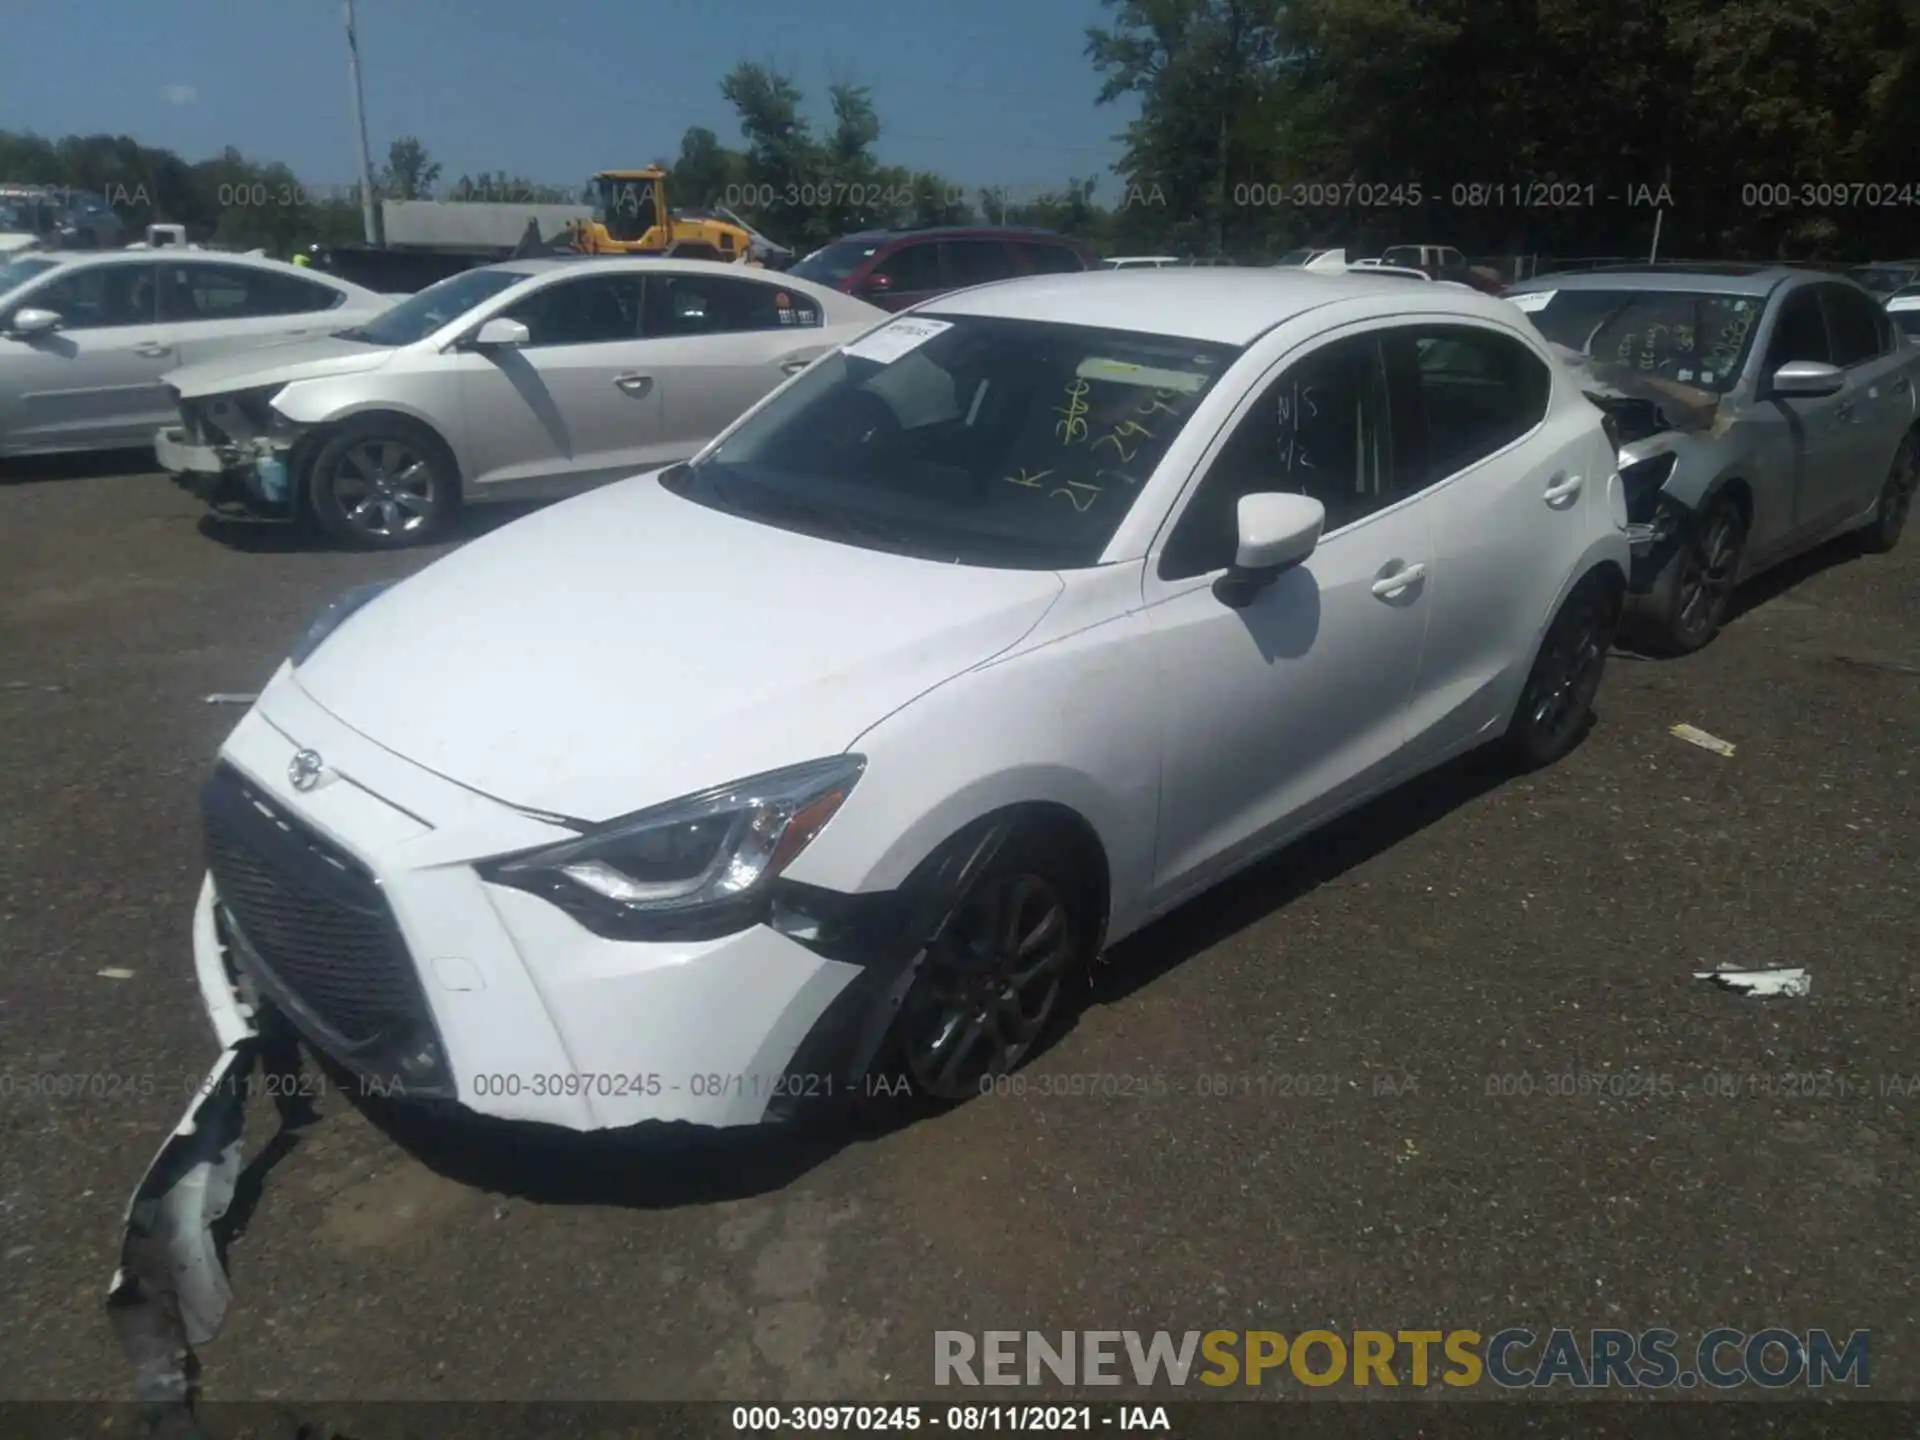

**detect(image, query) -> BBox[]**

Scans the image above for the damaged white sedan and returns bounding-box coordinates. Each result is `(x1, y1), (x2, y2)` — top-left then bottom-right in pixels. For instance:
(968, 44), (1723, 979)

(165, 267), (1630, 1145)
(155, 256), (882, 547)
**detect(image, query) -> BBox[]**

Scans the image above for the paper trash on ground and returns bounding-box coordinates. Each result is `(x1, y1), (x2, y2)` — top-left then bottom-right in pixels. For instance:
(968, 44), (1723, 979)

(1670, 723), (1736, 757)
(1693, 967), (1811, 998)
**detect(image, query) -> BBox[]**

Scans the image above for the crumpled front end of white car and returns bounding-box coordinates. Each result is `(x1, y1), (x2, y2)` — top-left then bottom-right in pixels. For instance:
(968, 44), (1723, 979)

(156, 385), (306, 520)
(189, 666), (876, 1133)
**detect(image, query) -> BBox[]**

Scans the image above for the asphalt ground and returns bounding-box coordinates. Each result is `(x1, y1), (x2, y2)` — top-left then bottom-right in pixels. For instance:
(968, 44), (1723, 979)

(0, 457), (1915, 1407)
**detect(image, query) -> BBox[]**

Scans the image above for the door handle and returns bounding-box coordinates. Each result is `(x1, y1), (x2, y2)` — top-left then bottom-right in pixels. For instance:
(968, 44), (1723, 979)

(1834, 399), (1856, 421)
(780, 357), (812, 376)
(133, 341), (172, 358)
(1893, 376), (1911, 394)
(1370, 562), (1427, 599)
(613, 373), (652, 397)
(1543, 472), (1584, 503)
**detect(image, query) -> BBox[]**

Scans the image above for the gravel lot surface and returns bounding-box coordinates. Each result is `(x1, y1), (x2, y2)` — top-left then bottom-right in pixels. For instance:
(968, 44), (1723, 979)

(1, 459), (1914, 1406)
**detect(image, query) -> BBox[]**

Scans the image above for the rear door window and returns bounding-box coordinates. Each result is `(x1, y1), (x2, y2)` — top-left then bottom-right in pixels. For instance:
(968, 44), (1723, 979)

(1019, 242), (1086, 275)
(871, 241), (943, 291)
(644, 274), (822, 335)
(943, 240), (1022, 287)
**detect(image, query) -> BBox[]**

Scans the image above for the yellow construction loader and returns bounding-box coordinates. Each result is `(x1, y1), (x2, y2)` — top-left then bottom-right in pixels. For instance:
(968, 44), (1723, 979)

(569, 167), (789, 266)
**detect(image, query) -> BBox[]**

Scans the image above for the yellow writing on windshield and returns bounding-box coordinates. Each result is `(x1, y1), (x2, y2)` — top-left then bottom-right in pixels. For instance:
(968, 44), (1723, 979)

(1137, 388), (1183, 419)
(1094, 418), (1155, 463)
(1055, 380), (1092, 445)
(1005, 467), (1053, 488)
(1052, 480), (1103, 512)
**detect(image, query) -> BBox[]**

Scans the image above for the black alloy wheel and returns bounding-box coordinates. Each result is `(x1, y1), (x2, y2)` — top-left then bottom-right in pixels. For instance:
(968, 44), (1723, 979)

(1861, 432), (1918, 554)
(1661, 497), (1746, 653)
(896, 865), (1083, 1103)
(1506, 575), (1619, 769)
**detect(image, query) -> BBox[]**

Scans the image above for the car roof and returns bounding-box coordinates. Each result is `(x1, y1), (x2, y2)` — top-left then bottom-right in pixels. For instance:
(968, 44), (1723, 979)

(482, 256), (812, 280)
(1507, 264), (1825, 297)
(917, 269), (1519, 346)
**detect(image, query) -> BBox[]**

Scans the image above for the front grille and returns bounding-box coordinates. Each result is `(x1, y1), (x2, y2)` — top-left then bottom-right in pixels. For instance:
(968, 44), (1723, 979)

(201, 763), (449, 1092)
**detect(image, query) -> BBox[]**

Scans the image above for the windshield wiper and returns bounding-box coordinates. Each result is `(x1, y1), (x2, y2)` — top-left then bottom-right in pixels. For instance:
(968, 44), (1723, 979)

(709, 469), (937, 556)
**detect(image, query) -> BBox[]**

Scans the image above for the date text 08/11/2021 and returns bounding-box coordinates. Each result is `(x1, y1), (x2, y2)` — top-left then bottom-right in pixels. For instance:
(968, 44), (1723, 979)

(729, 1406), (1168, 1432)
(1229, 181), (1675, 209)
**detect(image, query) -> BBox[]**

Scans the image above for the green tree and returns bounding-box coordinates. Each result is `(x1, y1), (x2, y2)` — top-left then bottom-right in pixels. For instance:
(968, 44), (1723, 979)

(380, 136), (442, 200)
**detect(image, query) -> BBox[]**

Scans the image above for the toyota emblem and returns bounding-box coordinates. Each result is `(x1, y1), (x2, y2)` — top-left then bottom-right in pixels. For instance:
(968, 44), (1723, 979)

(288, 749), (325, 792)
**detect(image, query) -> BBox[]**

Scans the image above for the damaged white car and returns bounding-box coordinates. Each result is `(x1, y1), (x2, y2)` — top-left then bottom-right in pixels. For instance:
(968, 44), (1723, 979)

(118, 269), (1632, 1388)
(1507, 265), (1919, 652)
(155, 256), (883, 548)
(169, 266), (1630, 1137)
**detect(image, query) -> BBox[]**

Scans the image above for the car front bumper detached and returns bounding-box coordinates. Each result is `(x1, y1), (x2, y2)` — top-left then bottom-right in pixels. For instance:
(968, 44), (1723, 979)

(156, 424), (296, 520)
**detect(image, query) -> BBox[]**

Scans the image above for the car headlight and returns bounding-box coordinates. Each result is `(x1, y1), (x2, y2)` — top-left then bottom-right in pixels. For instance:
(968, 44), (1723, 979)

(290, 580), (395, 667)
(482, 755), (866, 941)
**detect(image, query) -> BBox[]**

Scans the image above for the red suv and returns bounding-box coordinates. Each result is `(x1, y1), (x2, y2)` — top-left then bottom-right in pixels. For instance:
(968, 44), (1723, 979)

(786, 226), (1097, 311)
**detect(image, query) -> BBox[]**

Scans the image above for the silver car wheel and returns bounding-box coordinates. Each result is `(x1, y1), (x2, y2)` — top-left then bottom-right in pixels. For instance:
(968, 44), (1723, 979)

(329, 440), (436, 540)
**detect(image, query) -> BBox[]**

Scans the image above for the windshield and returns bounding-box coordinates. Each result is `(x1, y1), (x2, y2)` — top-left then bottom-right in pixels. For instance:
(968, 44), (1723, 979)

(335, 268), (524, 346)
(789, 240), (881, 288)
(0, 201), (42, 232)
(0, 256), (58, 298)
(1514, 288), (1763, 395)
(593, 177), (657, 244)
(1892, 308), (1920, 339)
(1274, 249), (1315, 265)
(664, 314), (1239, 568)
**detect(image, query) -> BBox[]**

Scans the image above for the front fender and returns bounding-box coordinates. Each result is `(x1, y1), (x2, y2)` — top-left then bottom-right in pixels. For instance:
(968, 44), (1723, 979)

(269, 378), (447, 436)
(781, 610), (1163, 942)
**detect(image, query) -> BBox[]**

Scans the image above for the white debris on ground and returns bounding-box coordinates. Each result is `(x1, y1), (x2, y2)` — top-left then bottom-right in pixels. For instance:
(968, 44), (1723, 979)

(1670, 723), (1736, 757)
(1692, 967), (1811, 998)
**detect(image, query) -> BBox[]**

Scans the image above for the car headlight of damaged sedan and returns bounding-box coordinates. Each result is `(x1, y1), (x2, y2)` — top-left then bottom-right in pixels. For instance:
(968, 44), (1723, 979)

(482, 755), (866, 940)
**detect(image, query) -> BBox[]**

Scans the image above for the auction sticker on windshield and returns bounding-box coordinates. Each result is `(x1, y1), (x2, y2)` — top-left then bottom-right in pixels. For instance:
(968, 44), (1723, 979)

(1508, 291), (1555, 313)
(842, 317), (953, 365)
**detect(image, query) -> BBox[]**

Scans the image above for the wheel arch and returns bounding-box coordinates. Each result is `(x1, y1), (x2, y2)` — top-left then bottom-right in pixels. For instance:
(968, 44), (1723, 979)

(293, 406), (466, 499)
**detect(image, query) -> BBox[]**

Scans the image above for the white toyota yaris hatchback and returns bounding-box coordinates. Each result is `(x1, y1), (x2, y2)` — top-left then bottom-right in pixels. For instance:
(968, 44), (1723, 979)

(191, 270), (1631, 1132)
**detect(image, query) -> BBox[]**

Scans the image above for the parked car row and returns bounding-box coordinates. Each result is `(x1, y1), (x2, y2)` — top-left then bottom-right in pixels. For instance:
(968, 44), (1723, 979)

(9, 241), (1906, 1144)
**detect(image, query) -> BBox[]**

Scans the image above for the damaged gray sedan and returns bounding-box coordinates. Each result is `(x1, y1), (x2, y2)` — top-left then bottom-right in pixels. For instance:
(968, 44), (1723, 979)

(1506, 265), (1919, 652)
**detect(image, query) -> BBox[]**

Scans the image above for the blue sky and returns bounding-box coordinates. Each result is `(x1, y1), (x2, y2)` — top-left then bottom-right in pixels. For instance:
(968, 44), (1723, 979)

(2, 0), (1136, 201)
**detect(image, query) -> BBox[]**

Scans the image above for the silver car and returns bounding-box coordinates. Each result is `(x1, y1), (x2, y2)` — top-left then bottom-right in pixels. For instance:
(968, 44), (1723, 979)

(1505, 266), (1920, 652)
(0, 249), (390, 457)
(156, 257), (887, 548)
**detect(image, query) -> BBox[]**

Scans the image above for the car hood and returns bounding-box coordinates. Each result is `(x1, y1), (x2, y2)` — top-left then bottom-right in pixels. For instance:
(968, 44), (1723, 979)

(0, 234), (42, 256)
(1548, 341), (1722, 435)
(290, 474), (1067, 821)
(165, 334), (395, 397)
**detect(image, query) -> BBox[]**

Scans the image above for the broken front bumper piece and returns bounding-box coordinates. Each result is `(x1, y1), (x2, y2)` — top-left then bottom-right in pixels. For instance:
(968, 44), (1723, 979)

(107, 879), (264, 1402)
(156, 424), (297, 520)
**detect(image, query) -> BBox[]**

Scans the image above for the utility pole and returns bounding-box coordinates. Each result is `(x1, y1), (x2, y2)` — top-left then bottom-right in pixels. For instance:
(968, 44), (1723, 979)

(343, 0), (381, 245)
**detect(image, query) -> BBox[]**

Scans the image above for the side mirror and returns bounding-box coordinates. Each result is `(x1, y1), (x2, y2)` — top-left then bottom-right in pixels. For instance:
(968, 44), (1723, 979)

(1768, 359), (1845, 397)
(859, 273), (892, 296)
(8, 307), (61, 337)
(1213, 492), (1325, 609)
(471, 317), (530, 349)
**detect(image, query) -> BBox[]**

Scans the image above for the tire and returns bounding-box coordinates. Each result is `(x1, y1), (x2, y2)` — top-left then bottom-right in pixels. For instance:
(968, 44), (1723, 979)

(304, 417), (459, 550)
(1643, 494), (1747, 655)
(879, 825), (1096, 1106)
(1503, 571), (1620, 771)
(1859, 431), (1917, 554)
